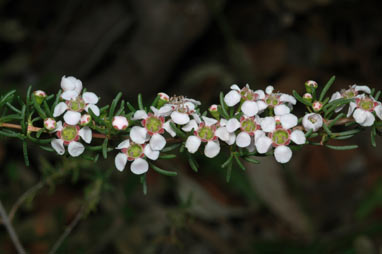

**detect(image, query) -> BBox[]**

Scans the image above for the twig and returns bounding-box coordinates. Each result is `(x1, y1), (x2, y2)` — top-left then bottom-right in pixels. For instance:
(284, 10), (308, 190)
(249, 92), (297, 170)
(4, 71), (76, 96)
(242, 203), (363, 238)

(48, 205), (85, 254)
(0, 200), (27, 254)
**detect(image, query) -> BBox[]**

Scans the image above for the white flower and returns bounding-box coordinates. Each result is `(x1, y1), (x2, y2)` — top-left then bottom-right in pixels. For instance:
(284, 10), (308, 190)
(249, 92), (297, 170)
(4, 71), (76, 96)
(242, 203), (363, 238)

(302, 113), (323, 132)
(347, 94), (382, 127)
(131, 106), (169, 151)
(114, 139), (159, 174)
(112, 116), (129, 130)
(255, 115), (305, 163)
(163, 96), (201, 125)
(225, 116), (264, 149)
(329, 84), (371, 113)
(53, 82), (100, 125)
(50, 121), (92, 157)
(185, 116), (229, 158)
(61, 76), (83, 94)
(263, 85), (296, 116)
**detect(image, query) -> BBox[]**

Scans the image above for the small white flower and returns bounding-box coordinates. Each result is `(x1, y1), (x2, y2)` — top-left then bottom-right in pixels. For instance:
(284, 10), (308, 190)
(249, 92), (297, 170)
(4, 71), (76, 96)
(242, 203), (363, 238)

(50, 121), (92, 157)
(163, 96), (201, 125)
(225, 116), (264, 149)
(44, 118), (57, 131)
(112, 116), (129, 130)
(262, 85), (296, 116)
(302, 113), (323, 132)
(114, 139), (159, 174)
(185, 116), (229, 158)
(329, 84), (371, 113)
(256, 115), (305, 163)
(61, 76), (83, 94)
(347, 94), (382, 127)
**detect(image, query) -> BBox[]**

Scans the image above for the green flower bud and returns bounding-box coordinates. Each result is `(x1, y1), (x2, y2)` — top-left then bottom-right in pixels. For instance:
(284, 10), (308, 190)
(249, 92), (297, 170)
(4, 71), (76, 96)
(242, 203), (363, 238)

(33, 90), (47, 104)
(209, 104), (219, 119)
(305, 80), (318, 94)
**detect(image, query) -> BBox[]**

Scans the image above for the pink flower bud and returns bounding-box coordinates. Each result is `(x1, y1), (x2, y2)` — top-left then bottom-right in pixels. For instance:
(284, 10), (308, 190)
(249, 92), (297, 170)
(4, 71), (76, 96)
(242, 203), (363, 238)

(112, 116), (129, 131)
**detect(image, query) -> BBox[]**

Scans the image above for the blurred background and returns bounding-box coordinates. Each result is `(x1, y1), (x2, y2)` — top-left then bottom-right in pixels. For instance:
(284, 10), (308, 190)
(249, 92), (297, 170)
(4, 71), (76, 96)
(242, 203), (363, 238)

(1, 0), (382, 253)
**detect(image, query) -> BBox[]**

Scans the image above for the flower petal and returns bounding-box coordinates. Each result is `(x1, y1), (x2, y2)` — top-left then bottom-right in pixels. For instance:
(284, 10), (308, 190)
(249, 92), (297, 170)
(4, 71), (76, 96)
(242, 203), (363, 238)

(204, 141), (220, 158)
(257, 100), (268, 112)
(354, 85), (371, 94)
(226, 118), (241, 133)
(241, 100), (258, 117)
(274, 104), (290, 116)
(51, 139), (65, 155)
(130, 126), (147, 144)
(280, 94), (296, 105)
(254, 89), (265, 99)
(171, 111), (190, 125)
(116, 139), (130, 149)
(68, 141), (85, 157)
(265, 86), (274, 95)
(215, 127), (229, 141)
(347, 102), (357, 117)
(225, 133), (236, 145)
(158, 104), (173, 116)
(290, 130), (306, 145)
(132, 110), (148, 120)
(255, 136), (272, 154)
(329, 91), (342, 103)
(230, 84), (240, 91)
(63, 111), (81, 125)
(353, 108), (367, 124)
(224, 90), (241, 107)
(185, 135), (201, 153)
(202, 116), (217, 126)
(144, 145), (160, 160)
(130, 158), (149, 175)
(302, 113), (323, 132)
(260, 117), (276, 133)
(163, 120), (176, 137)
(375, 105), (382, 120)
(61, 90), (79, 101)
(85, 104), (100, 116)
(61, 76), (76, 91)
(53, 102), (68, 117)
(280, 114), (298, 129)
(115, 153), (128, 172)
(83, 92), (99, 104)
(182, 119), (198, 132)
(79, 126), (92, 144)
(274, 145), (292, 163)
(150, 133), (166, 151)
(362, 111), (375, 127)
(236, 132), (251, 147)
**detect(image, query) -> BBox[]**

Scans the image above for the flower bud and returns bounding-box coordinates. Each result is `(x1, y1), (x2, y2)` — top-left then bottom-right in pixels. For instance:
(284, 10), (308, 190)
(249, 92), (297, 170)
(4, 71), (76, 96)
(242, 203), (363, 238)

(44, 118), (57, 131)
(80, 114), (92, 126)
(33, 90), (47, 104)
(303, 93), (313, 103)
(305, 80), (318, 94)
(157, 92), (169, 108)
(302, 113), (323, 132)
(312, 101), (323, 112)
(209, 104), (219, 119)
(112, 116), (129, 131)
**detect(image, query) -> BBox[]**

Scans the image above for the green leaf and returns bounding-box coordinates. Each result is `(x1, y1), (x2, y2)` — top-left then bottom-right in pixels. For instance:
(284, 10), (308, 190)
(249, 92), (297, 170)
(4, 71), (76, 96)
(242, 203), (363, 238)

(371, 126), (377, 148)
(115, 100), (125, 116)
(0, 90), (16, 108)
(23, 141), (29, 166)
(109, 92), (123, 120)
(137, 93), (144, 110)
(162, 143), (181, 153)
(88, 107), (105, 125)
(319, 75), (336, 101)
(149, 162), (177, 176)
(32, 95), (47, 119)
(322, 123), (332, 136)
(140, 174), (147, 195)
(375, 90), (381, 101)
(243, 156), (260, 164)
(219, 92), (230, 118)
(187, 153), (199, 172)
(221, 153), (234, 168)
(292, 90), (312, 106)
(325, 144), (358, 150)
(6, 102), (21, 114)
(327, 113), (345, 128)
(169, 122), (186, 139)
(102, 138), (108, 159)
(234, 153), (246, 171)
(159, 154), (177, 159)
(226, 160), (233, 183)
(126, 101), (136, 112)
(151, 95), (160, 108)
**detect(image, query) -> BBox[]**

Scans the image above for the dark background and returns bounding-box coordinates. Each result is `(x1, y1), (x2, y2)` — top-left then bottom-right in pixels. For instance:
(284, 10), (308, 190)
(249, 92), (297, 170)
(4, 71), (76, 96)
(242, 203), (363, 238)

(1, 0), (382, 253)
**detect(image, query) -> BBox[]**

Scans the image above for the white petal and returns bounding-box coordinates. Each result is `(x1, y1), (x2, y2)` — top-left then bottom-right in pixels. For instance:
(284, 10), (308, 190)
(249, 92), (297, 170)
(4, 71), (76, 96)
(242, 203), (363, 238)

(144, 145), (160, 160)
(79, 127), (92, 144)
(347, 102), (357, 117)
(61, 76), (76, 91)
(150, 106), (159, 115)
(362, 111), (375, 127)
(226, 118), (241, 133)
(185, 136), (201, 154)
(329, 91), (342, 103)
(274, 104), (290, 116)
(215, 127), (229, 141)
(230, 84), (241, 91)
(290, 130), (306, 145)
(56, 121), (63, 131)
(302, 113), (323, 132)
(236, 132), (251, 147)
(192, 113), (201, 124)
(163, 120), (176, 137)
(224, 90), (241, 107)
(68, 141), (85, 157)
(274, 145), (292, 163)
(132, 110), (148, 120)
(53, 102), (68, 117)
(354, 85), (371, 94)
(150, 133), (166, 151)
(260, 117), (276, 133)
(353, 108), (367, 124)
(51, 139), (65, 155)
(225, 133), (236, 145)
(280, 94), (296, 105)
(280, 114), (298, 129)
(254, 89), (265, 99)
(116, 139), (130, 149)
(83, 92), (99, 104)
(182, 119), (198, 132)
(375, 105), (382, 120)
(61, 90), (79, 101)
(158, 104), (173, 116)
(265, 86), (274, 95)
(241, 100), (258, 117)
(254, 130), (265, 143)
(255, 136), (272, 154)
(85, 104), (100, 116)
(184, 101), (196, 111)
(204, 141), (220, 158)
(202, 116), (218, 126)
(219, 118), (227, 126)
(130, 158), (149, 175)
(257, 100), (268, 112)
(171, 111), (190, 125)
(130, 126), (147, 144)
(63, 111), (81, 125)
(115, 153), (127, 172)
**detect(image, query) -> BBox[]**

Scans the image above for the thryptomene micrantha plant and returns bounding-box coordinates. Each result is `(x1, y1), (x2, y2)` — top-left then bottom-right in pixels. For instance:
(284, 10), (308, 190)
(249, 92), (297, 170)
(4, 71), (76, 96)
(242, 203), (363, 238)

(0, 75), (382, 253)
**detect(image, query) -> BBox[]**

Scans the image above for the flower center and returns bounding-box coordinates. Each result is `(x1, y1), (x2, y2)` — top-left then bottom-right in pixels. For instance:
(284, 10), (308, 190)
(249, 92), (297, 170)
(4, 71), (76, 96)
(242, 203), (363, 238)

(358, 98), (374, 111)
(241, 118), (257, 133)
(342, 88), (357, 99)
(308, 115), (318, 123)
(272, 129), (290, 146)
(126, 144), (144, 159)
(68, 97), (85, 112)
(145, 116), (163, 133)
(60, 125), (79, 142)
(240, 87), (257, 101)
(265, 94), (279, 106)
(197, 126), (215, 141)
